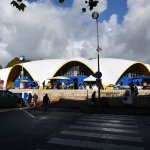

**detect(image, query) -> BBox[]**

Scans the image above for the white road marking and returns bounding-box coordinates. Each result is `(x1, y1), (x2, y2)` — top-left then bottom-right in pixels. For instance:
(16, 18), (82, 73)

(86, 116), (136, 121)
(80, 118), (137, 124)
(70, 125), (140, 134)
(20, 108), (36, 119)
(41, 114), (144, 150)
(48, 138), (144, 150)
(61, 130), (142, 142)
(91, 114), (135, 118)
(76, 121), (138, 128)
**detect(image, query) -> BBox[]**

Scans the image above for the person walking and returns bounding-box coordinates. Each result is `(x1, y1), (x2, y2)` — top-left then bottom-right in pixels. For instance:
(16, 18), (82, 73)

(33, 93), (38, 108)
(37, 81), (40, 89)
(91, 91), (97, 105)
(130, 81), (135, 96)
(42, 93), (50, 110)
(42, 80), (45, 89)
(27, 93), (32, 107)
(134, 85), (138, 96)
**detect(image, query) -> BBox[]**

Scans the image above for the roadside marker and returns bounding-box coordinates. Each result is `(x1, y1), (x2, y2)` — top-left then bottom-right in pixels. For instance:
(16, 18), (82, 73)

(20, 107), (36, 118)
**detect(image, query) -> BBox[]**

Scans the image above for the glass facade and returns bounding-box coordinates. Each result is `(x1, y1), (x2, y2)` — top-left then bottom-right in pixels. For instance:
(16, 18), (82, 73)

(55, 61), (93, 76)
(122, 65), (144, 77)
(116, 63), (150, 86)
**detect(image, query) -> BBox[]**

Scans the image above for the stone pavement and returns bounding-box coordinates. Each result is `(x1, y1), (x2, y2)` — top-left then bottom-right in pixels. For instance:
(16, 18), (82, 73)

(49, 99), (150, 115)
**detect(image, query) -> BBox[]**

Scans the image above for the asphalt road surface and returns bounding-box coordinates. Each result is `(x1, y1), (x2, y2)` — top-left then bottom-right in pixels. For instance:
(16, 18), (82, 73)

(0, 107), (150, 150)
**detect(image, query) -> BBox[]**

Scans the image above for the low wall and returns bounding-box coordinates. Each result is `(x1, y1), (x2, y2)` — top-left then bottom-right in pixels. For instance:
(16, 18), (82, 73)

(9, 89), (150, 108)
(101, 96), (150, 108)
(10, 89), (127, 101)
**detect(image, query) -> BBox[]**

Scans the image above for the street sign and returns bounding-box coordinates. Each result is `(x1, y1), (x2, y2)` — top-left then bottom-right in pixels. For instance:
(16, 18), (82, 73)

(95, 71), (102, 78)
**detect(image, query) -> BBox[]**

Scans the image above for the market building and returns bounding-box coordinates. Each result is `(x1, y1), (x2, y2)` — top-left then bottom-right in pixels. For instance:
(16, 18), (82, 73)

(0, 57), (150, 89)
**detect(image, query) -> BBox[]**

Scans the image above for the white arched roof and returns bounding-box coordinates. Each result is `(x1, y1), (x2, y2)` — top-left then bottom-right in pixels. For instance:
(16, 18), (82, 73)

(65, 57), (139, 85)
(22, 59), (67, 85)
(89, 58), (138, 85)
(0, 67), (12, 87)
(145, 64), (150, 72)
(0, 57), (149, 87)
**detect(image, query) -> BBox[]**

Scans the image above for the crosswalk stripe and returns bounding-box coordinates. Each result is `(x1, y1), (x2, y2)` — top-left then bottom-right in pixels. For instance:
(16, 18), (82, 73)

(48, 137), (144, 150)
(44, 114), (144, 150)
(91, 114), (135, 118)
(69, 125), (140, 134)
(86, 116), (136, 121)
(80, 118), (137, 124)
(77, 121), (138, 128)
(61, 130), (142, 142)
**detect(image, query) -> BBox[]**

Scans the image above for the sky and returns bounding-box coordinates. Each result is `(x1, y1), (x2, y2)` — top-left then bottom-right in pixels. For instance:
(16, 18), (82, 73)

(0, 0), (150, 67)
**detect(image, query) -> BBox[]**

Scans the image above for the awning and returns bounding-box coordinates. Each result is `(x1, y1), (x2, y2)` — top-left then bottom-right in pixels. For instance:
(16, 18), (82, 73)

(83, 75), (96, 82)
(48, 76), (70, 80)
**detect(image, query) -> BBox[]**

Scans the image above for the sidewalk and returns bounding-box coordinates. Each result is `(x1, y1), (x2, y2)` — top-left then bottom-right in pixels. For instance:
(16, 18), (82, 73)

(50, 99), (150, 115)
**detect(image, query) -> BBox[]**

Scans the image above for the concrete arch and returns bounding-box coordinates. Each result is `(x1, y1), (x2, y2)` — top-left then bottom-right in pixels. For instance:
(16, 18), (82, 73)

(53, 59), (105, 89)
(53, 60), (94, 76)
(115, 62), (150, 84)
(53, 60), (95, 77)
(6, 64), (34, 88)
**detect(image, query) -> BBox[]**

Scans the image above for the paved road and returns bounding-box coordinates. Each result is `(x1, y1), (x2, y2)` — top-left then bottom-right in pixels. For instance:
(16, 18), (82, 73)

(0, 107), (86, 150)
(0, 107), (150, 150)
(36, 114), (150, 150)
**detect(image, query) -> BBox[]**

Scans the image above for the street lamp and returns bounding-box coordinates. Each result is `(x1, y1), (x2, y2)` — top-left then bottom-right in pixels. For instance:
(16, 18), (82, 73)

(92, 11), (102, 103)
(19, 55), (26, 79)
(19, 55), (26, 89)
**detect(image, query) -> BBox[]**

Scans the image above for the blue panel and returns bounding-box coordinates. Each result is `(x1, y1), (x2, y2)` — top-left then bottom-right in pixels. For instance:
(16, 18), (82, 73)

(66, 76), (88, 85)
(117, 75), (150, 86)
(14, 77), (34, 88)
(23, 93), (29, 102)
(117, 76), (131, 86)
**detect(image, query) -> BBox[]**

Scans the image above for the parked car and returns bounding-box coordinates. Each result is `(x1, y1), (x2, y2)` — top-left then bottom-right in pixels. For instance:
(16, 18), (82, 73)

(0, 90), (24, 108)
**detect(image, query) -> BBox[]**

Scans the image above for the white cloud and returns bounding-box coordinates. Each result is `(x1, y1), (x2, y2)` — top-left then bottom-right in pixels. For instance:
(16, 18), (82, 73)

(0, 0), (150, 68)
(99, 0), (150, 63)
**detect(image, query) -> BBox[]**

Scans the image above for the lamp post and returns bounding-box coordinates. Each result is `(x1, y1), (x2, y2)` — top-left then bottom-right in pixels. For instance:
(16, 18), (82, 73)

(92, 11), (102, 103)
(19, 55), (25, 79)
(19, 55), (26, 89)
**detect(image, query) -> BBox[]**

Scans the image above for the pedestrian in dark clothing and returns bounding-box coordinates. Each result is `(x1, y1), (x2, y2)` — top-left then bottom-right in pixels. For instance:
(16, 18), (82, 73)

(134, 86), (138, 96)
(35, 81), (38, 89)
(27, 93), (32, 107)
(42, 80), (45, 89)
(33, 93), (38, 108)
(130, 82), (135, 96)
(43, 94), (50, 110)
(91, 91), (97, 105)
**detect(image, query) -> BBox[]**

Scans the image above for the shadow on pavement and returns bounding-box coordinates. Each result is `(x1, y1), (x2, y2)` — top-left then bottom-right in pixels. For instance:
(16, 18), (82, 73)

(49, 98), (150, 115)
